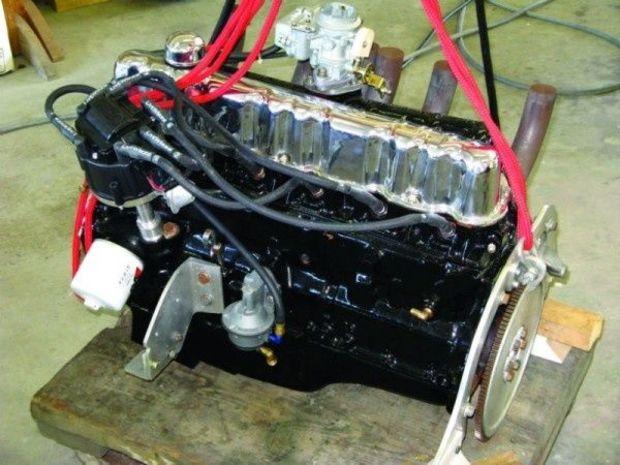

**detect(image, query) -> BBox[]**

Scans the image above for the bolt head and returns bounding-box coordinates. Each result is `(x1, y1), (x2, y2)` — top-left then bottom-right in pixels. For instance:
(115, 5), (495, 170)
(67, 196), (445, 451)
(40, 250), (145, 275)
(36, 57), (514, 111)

(198, 272), (211, 284)
(162, 221), (180, 240)
(464, 403), (476, 418)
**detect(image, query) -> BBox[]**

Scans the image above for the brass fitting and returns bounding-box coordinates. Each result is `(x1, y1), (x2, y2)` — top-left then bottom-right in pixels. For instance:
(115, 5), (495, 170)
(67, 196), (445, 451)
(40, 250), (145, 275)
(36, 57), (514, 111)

(258, 346), (278, 367)
(274, 323), (286, 338)
(357, 65), (390, 96)
(409, 306), (434, 322)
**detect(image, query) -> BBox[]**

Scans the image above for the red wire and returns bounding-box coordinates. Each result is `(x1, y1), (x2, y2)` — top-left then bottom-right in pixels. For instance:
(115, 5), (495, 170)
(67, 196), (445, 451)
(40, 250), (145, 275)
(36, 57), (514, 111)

(178, 0), (255, 86)
(420, 0), (534, 249)
(71, 185), (98, 278)
(71, 184), (89, 277)
(193, 0), (265, 84)
(83, 193), (97, 251)
(129, 0), (281, 109)
(130, 0), (260, 106)
(178, 0), (262, 88)
(191, 0), (282, 104)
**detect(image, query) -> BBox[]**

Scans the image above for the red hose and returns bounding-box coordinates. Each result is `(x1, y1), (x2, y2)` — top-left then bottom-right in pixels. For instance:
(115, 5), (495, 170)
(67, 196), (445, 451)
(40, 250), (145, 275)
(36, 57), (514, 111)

(420, 0), (533, 249)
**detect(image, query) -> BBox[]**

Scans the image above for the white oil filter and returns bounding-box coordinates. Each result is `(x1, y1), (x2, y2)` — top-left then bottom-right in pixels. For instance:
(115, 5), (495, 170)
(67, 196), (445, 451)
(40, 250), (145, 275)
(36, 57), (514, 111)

(71, 239), (144, 311)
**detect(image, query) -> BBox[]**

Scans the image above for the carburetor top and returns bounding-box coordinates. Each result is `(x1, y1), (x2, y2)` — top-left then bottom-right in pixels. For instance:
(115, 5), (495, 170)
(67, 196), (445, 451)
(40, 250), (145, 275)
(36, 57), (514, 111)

(275, 2), (376, 95)
(316, 2), (362, 30)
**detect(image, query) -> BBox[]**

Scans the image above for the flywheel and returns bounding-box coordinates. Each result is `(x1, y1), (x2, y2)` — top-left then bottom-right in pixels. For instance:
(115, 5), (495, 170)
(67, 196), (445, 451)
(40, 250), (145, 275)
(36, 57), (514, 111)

(474, 283), (544, 440)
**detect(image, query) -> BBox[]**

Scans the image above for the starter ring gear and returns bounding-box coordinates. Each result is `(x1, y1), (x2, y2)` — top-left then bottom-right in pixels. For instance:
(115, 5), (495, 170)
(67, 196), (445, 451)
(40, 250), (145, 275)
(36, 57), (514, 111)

(474, 284), (544, 440)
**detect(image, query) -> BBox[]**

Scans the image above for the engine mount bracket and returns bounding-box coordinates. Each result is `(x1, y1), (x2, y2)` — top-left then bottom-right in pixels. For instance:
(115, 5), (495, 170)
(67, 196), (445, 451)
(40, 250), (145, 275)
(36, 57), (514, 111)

(125, 257), (225, 380)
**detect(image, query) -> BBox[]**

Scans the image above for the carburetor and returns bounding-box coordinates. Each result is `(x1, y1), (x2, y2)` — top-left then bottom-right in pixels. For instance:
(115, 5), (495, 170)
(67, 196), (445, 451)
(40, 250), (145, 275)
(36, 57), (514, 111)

(275, 2), (383, 94)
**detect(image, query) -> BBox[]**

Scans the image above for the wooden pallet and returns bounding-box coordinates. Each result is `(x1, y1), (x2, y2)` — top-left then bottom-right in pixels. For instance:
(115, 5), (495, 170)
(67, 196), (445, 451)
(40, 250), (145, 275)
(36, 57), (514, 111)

(49, 0), (109, 13)
(30, 300), (602, 465)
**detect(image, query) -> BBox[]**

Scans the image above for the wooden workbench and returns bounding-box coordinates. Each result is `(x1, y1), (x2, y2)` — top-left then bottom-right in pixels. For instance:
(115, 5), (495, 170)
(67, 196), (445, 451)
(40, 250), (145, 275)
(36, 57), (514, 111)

(31, 301), (600, 465)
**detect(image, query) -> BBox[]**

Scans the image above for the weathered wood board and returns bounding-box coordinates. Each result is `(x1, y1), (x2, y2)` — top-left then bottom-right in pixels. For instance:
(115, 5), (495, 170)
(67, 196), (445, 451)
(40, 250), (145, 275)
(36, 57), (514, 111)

(539, 300), (603, 351)
(2, 0), (64, 59)
(31, 324), (593, 465)
(50, 0), (109, 12)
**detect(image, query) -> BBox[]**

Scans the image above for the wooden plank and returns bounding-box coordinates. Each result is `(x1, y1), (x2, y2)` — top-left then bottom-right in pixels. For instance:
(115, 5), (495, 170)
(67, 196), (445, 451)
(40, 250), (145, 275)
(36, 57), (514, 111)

(2, 0), (24, 54)
(31, 325), (594, 465)
(21, 0), (64, 61)
(540, 299), (603, 351)
(15, 14), (55, 79)
(472, 451), (522, 465)
(51, 0), (109, 12)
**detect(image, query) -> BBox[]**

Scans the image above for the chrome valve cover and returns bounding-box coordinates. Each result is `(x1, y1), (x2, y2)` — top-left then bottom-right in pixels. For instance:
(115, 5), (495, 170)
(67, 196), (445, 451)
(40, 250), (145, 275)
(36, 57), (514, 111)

(220, 77), (510, 226)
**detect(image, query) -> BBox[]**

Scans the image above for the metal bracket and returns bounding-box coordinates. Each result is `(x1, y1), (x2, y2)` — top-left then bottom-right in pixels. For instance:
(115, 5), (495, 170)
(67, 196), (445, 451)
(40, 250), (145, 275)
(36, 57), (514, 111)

(429, 205), (566, 465)
(125, 258), (224, 380)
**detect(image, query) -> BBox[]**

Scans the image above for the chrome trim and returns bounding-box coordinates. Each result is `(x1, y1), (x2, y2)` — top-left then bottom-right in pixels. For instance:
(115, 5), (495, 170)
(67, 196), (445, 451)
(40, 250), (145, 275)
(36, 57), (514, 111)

(216, 77), (510, 226)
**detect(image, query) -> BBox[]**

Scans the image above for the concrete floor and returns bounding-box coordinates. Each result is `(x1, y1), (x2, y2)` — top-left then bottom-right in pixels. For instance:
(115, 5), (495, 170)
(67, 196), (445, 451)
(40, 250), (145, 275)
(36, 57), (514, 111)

(0, 0), (618, 464)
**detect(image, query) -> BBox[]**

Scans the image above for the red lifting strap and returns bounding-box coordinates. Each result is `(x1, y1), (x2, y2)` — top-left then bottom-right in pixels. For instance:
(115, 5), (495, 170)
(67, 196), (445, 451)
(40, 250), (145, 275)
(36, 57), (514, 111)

(420, 0), (534, 249)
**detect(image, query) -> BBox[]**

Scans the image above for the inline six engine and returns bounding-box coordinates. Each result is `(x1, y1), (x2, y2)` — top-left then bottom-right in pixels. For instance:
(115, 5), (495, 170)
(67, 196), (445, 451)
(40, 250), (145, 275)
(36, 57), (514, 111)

(47, 4), (567, 464)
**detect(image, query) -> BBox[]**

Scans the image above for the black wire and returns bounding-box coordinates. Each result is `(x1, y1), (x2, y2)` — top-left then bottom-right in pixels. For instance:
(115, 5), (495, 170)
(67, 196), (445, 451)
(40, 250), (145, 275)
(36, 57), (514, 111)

(457, 0), (620, 96)
(0, 115), (76, 136)
(173, 90), (387, 216)
(404, 0), (619, 96)
(209, 0), (236, 44)
(173, 96), (263, 176)
(192, 201), (285, 325)
(112, 142), (287, 324)
(227, 45), (286, 62)
(474, 0), (500, 126)
(136, 74), (360, 194)
(44, 84), (96, 144)
(135, 72), (454, 235)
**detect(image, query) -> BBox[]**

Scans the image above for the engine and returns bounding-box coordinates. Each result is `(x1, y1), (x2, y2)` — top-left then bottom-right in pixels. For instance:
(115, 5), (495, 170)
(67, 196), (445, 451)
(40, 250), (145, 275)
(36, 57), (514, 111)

(46, 3), (567, 463)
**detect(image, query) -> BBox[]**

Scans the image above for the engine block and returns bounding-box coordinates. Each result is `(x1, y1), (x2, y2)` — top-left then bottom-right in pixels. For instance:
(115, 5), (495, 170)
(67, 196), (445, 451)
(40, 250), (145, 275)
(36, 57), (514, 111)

(71, 71), (517, 403)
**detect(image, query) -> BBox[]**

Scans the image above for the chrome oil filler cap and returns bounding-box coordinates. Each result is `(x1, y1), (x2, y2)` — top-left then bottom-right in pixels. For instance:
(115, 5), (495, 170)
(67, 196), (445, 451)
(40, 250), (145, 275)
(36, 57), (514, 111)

(164, 31), (205, 68)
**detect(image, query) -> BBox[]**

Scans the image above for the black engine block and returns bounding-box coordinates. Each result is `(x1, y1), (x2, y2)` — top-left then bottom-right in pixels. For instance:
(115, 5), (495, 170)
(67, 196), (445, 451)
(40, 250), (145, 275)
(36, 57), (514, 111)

(79, 78), (516, 404)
